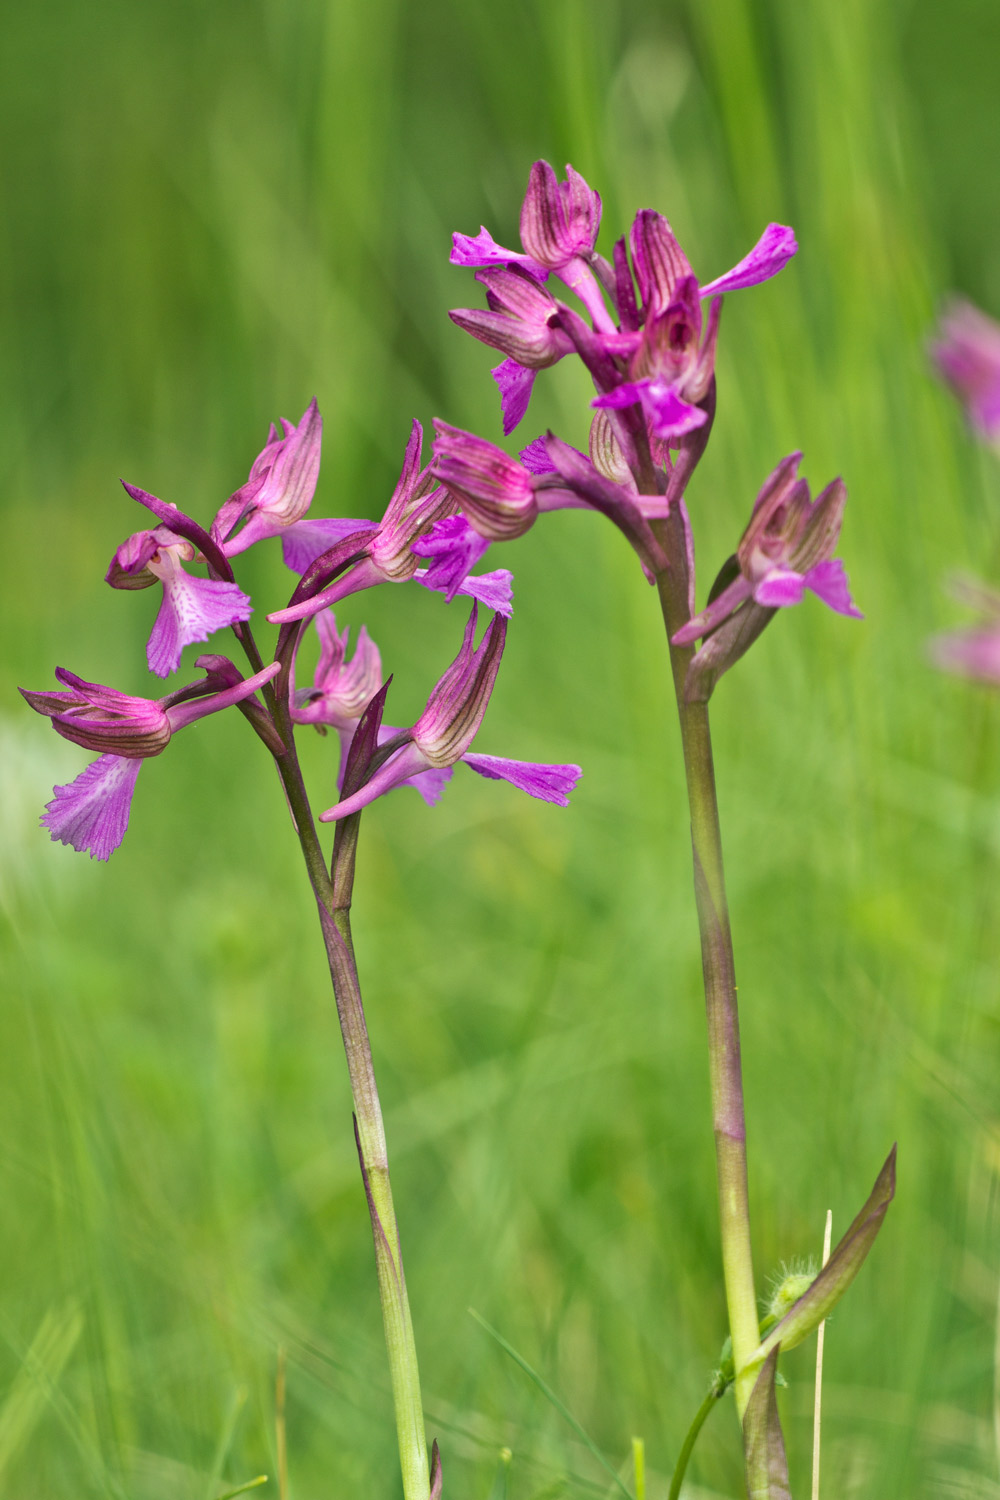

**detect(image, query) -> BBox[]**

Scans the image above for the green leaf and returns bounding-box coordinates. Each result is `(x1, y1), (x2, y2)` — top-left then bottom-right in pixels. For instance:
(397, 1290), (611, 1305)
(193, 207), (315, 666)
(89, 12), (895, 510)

(746, 1145), (896, 1371)
(743, 1349), (791, 1500)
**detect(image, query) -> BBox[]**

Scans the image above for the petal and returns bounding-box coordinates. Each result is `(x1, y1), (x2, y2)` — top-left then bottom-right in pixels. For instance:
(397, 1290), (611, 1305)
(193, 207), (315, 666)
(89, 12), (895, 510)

(42, 755), (143, 860)
(462, 753), (582, 806)
(629, 210), (693, 315)
(492, 359), (536, 436)
(407, 765), (455, 807)
(700, 222), (798, 297)
(519, 435), (557, 475)
(638, 383), (708, 441)
(319, 741), (430, 821)
(753, 567), (807, 607)
(450, 227), (548, 280)
(147, 574), (254, 678)
(411, 516), (493, 602)
(803, 558), (864, 618)
(281, 516), (378, 574)
(451, 568), (514, 618)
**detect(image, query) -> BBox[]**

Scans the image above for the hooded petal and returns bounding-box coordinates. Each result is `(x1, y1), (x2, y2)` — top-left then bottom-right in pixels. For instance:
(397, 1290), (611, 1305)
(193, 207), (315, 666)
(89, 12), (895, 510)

(42, 755), (143, 860)
(519, 161), (601, 269)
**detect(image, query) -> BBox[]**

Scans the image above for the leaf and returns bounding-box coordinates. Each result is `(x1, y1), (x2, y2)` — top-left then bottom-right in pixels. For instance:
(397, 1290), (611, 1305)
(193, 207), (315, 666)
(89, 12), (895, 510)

(743, 1348), (791, 1500)
(746, 1145), (896, 1370)
(340, 678), (393, 798)
(469, 1309), (634, 1500)
(429, 1439), (443, 1499)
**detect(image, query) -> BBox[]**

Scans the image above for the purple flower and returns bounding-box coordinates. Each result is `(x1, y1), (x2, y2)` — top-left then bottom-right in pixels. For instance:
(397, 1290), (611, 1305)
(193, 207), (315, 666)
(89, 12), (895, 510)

(672, 453), (862, 649)
(293, 612), (453, 807)
(593, 212), (796, 442)
(268, 421), (513, 626)
(930, 578), (1000, 684)
(930, 300), (1000, 442)
(450, 266), (574, 369)
(451, 161), (614, 336)
(106, 524), (253, 678)
(211, 399), (375, 571)
(318, 607), (581, 821)
(22, 659), (280, 859)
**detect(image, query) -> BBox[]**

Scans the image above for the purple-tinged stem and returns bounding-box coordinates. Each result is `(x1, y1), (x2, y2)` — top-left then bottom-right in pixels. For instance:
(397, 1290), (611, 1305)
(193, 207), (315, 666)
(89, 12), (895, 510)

(643, 415), (761, 1419)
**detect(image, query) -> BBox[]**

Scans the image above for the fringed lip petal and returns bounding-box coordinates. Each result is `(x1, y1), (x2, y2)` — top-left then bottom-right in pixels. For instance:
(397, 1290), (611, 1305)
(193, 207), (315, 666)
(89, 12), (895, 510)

(42, 754), (144, 861)
(145, 567), (253, 678)
(462, 753), (582, 805)
(492, 359), (537, 436)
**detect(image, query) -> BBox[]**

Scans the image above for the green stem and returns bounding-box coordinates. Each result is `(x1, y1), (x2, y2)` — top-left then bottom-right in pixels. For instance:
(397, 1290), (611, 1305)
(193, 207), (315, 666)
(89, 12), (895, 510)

(234, 621), (429, 1497)
(668, 1388), (722, 1500)
(652, 500), (761, 1418)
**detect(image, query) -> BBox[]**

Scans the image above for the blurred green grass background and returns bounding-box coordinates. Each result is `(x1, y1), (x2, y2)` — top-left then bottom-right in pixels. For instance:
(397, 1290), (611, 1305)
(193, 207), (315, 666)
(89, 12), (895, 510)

(2, 0), (999, 1495)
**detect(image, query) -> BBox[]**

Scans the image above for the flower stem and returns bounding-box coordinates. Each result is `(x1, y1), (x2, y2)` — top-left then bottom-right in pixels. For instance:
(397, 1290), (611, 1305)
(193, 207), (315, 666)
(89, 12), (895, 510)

(668, 1387), (722, 1500)
(236, 622), (429, 1496)
(653, 500), (761, 1418)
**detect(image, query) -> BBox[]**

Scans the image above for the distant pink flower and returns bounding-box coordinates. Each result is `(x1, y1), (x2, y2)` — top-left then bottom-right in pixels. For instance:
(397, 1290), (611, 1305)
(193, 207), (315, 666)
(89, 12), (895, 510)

(930, 578), (1000, 684)
(931, 300), (1000, 442)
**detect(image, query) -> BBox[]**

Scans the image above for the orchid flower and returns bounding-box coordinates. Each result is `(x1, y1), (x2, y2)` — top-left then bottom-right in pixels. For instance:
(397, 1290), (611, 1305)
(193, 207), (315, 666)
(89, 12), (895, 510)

(930, 299), (1000, 443)
(21, 659), (280, 859)
(450, 161), (797, 438)
(592, 213), (796, 442)
(672, 453), (862, 650)
(293, 611), (454, 807)
(106, 522), (253, 677)
(319, 607), (581, 821)
(428, 422), (669, 584)
(268, 421), (513, 627)
(212, 399), (375, 573)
